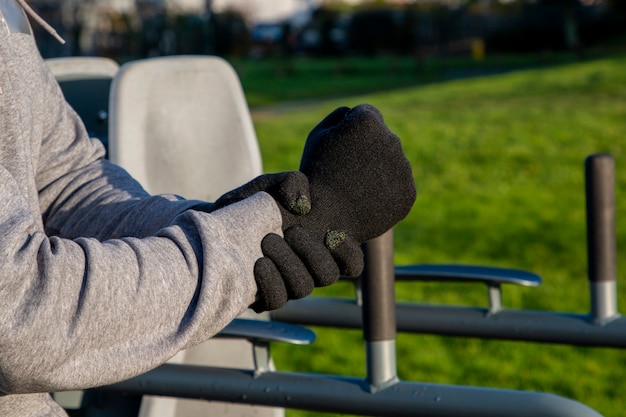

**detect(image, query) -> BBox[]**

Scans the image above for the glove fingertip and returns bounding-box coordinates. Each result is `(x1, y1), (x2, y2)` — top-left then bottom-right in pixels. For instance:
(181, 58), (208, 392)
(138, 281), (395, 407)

(289, 194), (311, 216)
(325, 230), (347, 251)
(327, 233), (364, 278)
(253, 257), (288, 312)
(279, 172), (311, 216)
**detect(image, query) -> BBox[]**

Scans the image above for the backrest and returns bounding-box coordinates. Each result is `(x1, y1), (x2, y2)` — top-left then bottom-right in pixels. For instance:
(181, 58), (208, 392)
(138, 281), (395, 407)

(108, 55), (262, 201)
(46, 57), (119, 154)
(107, 55), (281, 417)
(46, 56), (119, 80)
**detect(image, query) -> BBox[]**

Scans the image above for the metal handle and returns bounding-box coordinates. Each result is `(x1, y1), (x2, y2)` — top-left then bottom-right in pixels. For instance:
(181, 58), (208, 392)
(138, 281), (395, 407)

(361, 229), (398, 391)
(585, 153), (619, 323)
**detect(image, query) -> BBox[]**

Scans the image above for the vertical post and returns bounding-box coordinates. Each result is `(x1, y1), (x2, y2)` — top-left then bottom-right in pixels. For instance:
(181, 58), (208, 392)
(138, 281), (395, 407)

(361, 230), (398, 392)
(585, 154), (619, 324)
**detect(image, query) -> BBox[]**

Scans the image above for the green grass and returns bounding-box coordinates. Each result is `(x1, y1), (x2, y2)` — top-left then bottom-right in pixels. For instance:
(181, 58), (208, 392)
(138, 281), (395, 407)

(245, 54), (626, 417)
(230, 52), (596, 108)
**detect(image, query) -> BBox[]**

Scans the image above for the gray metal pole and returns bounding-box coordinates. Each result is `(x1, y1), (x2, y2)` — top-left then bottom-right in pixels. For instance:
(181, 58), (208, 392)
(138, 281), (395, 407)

(361, 230), (398, 391)
(585, 154), (619, 324)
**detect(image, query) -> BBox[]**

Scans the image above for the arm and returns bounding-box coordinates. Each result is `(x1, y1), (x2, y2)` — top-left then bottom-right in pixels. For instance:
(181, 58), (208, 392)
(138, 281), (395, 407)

(33, 55), (200, 240)
(0, 31), (283, 394)
(0, 171), (282, 394)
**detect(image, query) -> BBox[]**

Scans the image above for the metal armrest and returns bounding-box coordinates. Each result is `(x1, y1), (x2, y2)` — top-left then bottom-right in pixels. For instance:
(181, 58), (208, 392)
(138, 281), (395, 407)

(345, 264), (541, 314)
(394, 264), (542, 314)
(394, 264), (542, 286)
(217, 318), (316, 376)
(218, 318), (316, 345)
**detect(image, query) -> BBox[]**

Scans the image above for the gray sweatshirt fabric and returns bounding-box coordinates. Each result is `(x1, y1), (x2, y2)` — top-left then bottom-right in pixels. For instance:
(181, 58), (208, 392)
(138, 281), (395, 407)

(0, 7), (283, 416)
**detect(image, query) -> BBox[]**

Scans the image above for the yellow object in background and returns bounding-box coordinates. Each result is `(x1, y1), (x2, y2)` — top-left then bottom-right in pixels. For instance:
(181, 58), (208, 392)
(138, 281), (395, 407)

(472, 38), (485, 61)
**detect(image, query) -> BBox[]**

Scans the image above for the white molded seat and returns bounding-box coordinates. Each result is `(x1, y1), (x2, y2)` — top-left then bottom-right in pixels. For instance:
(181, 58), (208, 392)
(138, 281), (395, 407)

(46, 56), (119, 81)
(109, 55), (262, 202)
(108, 55), (281, 417)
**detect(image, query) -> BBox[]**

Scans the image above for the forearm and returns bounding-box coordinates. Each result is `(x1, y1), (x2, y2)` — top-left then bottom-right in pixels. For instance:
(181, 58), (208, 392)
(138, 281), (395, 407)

(0, 180), (281, 394)
(33, 88), (201, 240)
(40, 157), (203, 240)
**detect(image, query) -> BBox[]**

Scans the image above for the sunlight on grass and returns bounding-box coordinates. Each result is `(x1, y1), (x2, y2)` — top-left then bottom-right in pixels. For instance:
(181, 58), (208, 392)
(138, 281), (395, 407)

(252, 56), (626, 417)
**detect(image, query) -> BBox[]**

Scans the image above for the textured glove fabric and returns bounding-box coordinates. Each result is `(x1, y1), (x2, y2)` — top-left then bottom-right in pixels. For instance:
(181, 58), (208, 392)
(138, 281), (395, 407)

(192, 171), (364, 312)
(196, 104), (415, 312)
(252, 104), (415, 311)
(196, 171), (312, 221)
(292, 103), (417, 245)
(251, 226), (364, 312)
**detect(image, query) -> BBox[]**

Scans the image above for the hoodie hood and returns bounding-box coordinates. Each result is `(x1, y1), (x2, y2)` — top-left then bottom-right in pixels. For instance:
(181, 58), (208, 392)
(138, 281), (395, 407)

(0, 0), (32, 36)
(1, 0), (64, 43)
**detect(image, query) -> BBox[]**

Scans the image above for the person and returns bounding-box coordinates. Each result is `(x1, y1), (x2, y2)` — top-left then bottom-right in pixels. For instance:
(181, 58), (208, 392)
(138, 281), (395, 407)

(0, 1), (416, 416)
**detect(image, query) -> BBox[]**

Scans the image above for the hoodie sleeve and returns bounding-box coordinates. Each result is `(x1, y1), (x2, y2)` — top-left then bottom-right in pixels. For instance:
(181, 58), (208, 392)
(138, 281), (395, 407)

(0, 25), (284, 394)
(0, 174), (281, 394)
(32, 49), (201, 240)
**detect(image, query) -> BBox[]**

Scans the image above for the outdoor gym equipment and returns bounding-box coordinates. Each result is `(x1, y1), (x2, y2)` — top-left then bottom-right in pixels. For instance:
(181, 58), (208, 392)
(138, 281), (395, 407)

(93, 154), (617, 416)
(276, 154), (625, 348)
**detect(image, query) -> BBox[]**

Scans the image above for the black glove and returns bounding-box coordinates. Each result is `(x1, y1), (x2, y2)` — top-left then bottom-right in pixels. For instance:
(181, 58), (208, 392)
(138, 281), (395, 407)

(251, 226), (362, 312)
(191, 171), (364, 312)
(191, 171), (312, 222)
(287, 103), (416, 246)
(252, 104), (416, 311)
(195, 104), (415, 312)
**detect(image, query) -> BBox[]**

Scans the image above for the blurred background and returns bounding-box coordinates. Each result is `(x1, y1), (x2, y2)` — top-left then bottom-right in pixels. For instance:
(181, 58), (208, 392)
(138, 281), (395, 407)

(32, 1), (626, 417)
(31, 0), (625, 63)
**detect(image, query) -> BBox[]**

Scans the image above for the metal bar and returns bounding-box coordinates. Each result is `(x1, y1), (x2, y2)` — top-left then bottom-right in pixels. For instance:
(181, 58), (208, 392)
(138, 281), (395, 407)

(217, 317), (316, 345)
(98, 363), (603, 417)
(361, 231), (398, 390)
(585, 154), (619, 324)
(394, 264), (542, 287)
(362, 231), (397, 342)
(272, 298), (626, 348)
(487, 284), (503, 315)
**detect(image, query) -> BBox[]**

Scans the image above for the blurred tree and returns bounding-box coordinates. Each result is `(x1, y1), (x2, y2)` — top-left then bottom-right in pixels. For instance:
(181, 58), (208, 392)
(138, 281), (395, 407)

(298, 6), (343, 56)
(605, 0), (626, 24)
(347, 8), (395, 55)
(135, 0), (167, 56)
(213, 9), (250, 57)
(541, 0), (580, 50)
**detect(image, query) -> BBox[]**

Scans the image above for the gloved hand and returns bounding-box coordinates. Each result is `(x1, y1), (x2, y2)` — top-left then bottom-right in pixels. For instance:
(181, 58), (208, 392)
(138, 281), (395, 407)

(190, 171), (312, 222)
(288, 103), (417, 247)
(191, 171), (364, 312)
(195, 104), (415, 312)
(253, 104), (416, 311)
(252, 226), (362, 312)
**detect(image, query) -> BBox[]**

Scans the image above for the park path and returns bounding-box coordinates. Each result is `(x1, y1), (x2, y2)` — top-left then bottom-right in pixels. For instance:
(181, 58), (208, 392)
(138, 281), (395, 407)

(250, 98), (330, 120)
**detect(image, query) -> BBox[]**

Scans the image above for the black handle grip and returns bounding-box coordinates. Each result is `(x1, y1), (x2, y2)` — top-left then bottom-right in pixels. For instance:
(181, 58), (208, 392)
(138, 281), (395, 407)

(585, 153), (617, 283)
(361, 230), (396, 342)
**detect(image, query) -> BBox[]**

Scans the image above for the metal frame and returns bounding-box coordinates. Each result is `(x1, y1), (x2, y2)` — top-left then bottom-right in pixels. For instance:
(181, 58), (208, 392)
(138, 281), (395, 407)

(88, 153), (617, 416)
(275, 155), (623, 349)
(97, 228), (604, 417)
(99, 363), (602, 417)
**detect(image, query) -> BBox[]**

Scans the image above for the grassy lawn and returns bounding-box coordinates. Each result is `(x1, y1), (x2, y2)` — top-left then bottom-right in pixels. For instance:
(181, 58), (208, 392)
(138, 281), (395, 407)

(241, 54), (626, 417)
(231, 55), (439, 107)
(230, 51), (610, 108)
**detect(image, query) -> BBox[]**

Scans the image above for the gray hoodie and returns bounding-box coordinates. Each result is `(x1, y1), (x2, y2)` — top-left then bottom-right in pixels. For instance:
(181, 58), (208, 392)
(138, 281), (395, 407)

(0, 2), (282, 415)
